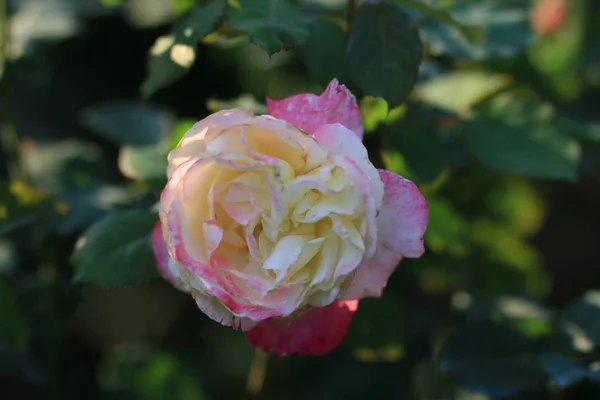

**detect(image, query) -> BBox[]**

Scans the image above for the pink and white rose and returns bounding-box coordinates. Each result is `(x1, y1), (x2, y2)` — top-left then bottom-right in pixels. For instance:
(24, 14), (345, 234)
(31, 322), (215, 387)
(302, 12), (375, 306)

(152, 79), (428, 355)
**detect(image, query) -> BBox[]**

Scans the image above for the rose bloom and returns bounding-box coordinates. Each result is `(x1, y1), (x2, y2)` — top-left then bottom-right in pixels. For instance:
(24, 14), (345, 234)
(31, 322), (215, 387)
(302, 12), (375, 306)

(152, 79), (428, 355)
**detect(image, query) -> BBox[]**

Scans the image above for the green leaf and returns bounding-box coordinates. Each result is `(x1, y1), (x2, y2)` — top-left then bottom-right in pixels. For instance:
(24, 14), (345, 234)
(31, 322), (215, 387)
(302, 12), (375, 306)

(299, 18), (349, 86)
(426, 198), (469, 257)
(347, 1), (422, 108)
(359, 97), (405, 134)
(558, 290), (600, 353)
(394, 0), (483, 43)
(100, 348), (207, 400)
(72, 210), (160, 287)
(228, 0), (314, 55)
(119, 144), (168, 183)
(141, 0), (227, 98)
(82, 102), (175, 146)
(438, 321), (547, 397)
(344, 293), (420, 362)
(415, 71), (510, 113)
(415, 0), (533, 60)
(380, 104), (445, 185)
(461, 94), (581, 180)
(539, 353), (600, 388)
(57, 185), (141, 235)
(470, 220), (551, 298)
(0, 181), (63, 235)
(484, 176), (545, 238)
(0, 278), (29, 346)
(169, 119), (197, 151)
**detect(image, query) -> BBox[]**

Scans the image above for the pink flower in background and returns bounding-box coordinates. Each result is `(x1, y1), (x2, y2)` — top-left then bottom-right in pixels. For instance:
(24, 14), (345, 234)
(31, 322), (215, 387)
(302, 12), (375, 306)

(151, 79), (428, 355)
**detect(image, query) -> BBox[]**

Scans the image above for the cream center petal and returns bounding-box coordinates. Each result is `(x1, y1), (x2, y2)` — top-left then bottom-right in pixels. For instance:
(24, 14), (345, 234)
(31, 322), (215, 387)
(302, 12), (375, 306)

(168, 116), (387, 319)
(239, 124), (307, 172)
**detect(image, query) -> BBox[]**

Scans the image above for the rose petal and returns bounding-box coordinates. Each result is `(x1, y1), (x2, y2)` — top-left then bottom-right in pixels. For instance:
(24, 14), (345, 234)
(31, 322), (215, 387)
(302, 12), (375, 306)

(340, 170), (428, 300)
(245, 300), (359, 355)
(151, 220), (190, 291)
(377, 170), (429, 258)
(191, 288), (257, 331)
(167, 109), (253, 177)
(341, 244), (403, 300)
(266, 79), (363, 139)
(312, 123), (384, 204)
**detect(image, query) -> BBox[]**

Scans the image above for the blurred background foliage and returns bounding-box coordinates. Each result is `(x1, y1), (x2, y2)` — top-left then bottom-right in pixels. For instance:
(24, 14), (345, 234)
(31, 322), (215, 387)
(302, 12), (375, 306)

(2, 0), (600, 399)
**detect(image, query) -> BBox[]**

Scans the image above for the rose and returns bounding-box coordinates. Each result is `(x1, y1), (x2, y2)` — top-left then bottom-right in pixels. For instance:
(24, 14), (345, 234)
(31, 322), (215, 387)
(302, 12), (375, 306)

(531, 0), (566, 35)
(152, 79), (428, 355)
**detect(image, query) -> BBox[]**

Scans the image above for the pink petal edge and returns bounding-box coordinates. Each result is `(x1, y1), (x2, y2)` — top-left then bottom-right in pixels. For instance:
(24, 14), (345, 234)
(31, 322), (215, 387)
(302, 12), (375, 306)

(342, 245), (404, 300)
(151, 220), (188, 291)
(377, 169), (428, 258)
(341, 170), (428, 300)
(244, 300), (359, 356)
(266, 79), (363, 139)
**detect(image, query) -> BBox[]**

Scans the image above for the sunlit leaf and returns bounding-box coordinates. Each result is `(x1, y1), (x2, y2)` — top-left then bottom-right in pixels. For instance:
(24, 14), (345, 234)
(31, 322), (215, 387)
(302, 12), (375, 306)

(141, 0), (227, 98)
(347, 1), (422, 108)
(119, 144), (168, 183)
(415, 71), (510, 113)
(359, 97), (404, 134)
(72, 210), (159, 286)
(169, 119), (197, 151)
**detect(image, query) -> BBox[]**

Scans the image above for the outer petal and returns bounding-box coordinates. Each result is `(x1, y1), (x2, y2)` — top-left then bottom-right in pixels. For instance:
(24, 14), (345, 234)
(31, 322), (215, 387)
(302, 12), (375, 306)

(245, 300), (359, 355)
(191, 289), (257, 331)
(377, 169), (428, 258)
(266, 79), (363, 139)
(167, 109), (253, 177)
(151, 220), (190, 292)
(340, 170), (428, 300)
(341, 245), (403, 300)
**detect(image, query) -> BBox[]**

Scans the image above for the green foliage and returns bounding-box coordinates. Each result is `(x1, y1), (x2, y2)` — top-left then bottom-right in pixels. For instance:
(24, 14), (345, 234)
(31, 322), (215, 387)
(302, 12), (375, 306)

(344, 293), (415, 362)
(299, 18), (349, 86)
(101, 348), (207, 400)
(347, 1), (422, 108)
(72, 210), (160, 287)
(438, 321), (548, 397)
(414, 0), (533, 60)
(461, 94), (581, 180)
(4, 0), (600, 398)
(227, 0), (314, 55)
(142, 0), (227, 98)
(82, 103), (175, 146)
(0, 278), (29, 346)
